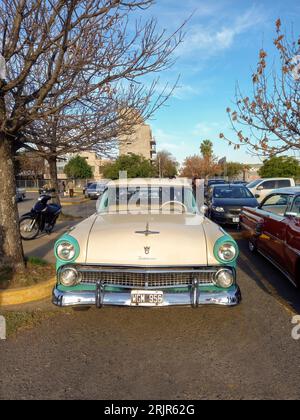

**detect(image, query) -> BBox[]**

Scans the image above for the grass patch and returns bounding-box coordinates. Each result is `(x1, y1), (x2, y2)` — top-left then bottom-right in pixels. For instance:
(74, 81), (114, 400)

(26, 256), (48, 266)
(0, 259), (55, 290)
(2, 311), (65, 338)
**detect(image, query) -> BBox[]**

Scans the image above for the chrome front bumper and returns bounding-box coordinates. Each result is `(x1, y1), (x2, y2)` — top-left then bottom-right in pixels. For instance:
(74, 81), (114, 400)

(52, 285), (241, 308)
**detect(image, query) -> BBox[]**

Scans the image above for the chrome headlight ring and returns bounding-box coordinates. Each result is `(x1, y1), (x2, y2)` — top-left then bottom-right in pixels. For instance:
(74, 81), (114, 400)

(59, 266), (81, 287)
(214, 268), (235, 288)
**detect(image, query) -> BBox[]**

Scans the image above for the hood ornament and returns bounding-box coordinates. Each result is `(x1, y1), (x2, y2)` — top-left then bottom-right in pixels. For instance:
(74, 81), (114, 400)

(135, 222), (160, 237)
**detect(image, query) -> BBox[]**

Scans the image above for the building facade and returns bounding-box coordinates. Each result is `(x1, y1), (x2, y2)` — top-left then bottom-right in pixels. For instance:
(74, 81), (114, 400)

(56, 152), (111, 181)
(119, 122), (156, 162)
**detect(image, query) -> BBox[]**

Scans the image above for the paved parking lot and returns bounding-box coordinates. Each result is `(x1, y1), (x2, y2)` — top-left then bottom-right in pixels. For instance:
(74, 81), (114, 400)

(0, 194), (299, 400)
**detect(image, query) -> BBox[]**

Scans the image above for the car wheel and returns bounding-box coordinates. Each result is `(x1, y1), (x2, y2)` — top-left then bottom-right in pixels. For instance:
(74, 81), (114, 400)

(248, 240), (257, 253)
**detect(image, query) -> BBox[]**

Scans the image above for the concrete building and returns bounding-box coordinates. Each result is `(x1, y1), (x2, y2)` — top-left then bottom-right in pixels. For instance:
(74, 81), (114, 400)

(56, 152), (112, 180)
(247, 163), (263, 181)
(119, 122), (156, 162)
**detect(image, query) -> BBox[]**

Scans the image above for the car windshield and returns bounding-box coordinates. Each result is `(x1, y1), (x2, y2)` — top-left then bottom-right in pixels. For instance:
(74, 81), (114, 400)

(213, 186), (254, 199)
(247, 179), (262, 188)
(98, 185), (198, 214)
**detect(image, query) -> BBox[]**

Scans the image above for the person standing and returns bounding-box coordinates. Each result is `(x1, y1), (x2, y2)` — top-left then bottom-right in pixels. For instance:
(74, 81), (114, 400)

(68, 179), (75, 198)
(61, 181), (66, 195)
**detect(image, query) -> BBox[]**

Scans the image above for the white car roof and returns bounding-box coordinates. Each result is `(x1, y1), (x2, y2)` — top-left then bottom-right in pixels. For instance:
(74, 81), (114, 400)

(106, 178), (193, 188)
(270, 187), (300, 195)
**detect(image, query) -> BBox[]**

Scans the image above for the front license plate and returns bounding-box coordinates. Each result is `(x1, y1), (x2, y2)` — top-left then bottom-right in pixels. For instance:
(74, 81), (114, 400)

(233, 217), (240, 223)
(131, 290), (164, 306)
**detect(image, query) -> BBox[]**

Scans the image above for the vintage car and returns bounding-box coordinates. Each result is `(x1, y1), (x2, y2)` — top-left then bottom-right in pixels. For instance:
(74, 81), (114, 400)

(240, 187), (300, 287)
(52, 178), (241, 308)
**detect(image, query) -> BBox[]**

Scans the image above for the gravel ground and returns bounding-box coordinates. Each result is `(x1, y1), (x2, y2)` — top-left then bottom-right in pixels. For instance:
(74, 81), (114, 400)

(1, 240), (300, 400)
(1, 195), (297, 399)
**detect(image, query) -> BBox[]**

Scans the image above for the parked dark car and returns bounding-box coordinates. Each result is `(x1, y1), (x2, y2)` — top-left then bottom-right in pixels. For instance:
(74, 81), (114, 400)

(240, 187), (300, 287)
(206, 184), (258, 226)
(206, 179), (227, 188)
(204, 179), (228, 196)
(232, 181), (248, 186)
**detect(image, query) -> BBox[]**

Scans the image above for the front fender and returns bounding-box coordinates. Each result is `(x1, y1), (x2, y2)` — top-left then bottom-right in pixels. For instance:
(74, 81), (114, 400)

(20, 211), (35, 219)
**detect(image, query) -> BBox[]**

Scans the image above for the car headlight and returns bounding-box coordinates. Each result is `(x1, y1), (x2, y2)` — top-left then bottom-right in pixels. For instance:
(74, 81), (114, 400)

(56, 242), (76, 261)
(214, 269), (234, 288)
(59, 267), (81, 287)
(218, 242), (237, 262)
(212, 206), (225, 213)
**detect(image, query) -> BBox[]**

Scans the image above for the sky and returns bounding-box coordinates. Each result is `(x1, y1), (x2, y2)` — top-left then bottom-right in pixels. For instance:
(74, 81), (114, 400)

(135, 0), (300, 165)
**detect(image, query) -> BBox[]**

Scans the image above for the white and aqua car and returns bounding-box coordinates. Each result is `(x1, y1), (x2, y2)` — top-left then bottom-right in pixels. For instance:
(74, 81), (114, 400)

(53, 179), (241, 308)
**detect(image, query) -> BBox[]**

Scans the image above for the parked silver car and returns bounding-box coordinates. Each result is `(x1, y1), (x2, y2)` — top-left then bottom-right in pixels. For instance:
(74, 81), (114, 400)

(85, 182), (108, 200)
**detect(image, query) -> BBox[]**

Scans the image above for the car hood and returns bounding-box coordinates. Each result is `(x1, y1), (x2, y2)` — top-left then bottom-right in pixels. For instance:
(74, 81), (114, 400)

(212, 198), (258, 208)
(70, 213), (225, 266)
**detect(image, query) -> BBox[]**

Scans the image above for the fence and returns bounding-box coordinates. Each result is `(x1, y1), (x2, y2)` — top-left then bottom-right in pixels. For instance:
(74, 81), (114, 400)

(16, 179), (93, 190)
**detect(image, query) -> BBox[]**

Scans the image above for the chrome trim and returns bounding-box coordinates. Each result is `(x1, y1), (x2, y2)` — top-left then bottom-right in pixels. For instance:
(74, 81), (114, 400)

(214, 268), (234, 288)
(75, 266), (225, 288)
(58, 266), (81, 287)
(52, 285), (241, 308)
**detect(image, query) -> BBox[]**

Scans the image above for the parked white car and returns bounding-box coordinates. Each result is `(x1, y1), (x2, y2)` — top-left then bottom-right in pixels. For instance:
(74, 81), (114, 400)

(52, 178), (241, 309)
(247, 178), (295, 203)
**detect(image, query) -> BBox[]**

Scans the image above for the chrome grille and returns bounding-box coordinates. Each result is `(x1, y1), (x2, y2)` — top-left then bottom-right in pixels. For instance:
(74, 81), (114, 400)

(228, 209), (241, 215)
(78, 267), (216, 288)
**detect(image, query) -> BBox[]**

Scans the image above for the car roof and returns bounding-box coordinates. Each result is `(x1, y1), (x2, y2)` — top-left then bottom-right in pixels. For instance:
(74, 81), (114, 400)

(107, 178), (192, 188)
(211, 183), (247, 188)
(257, 177), (293, 181)
(269, 187), (300, 195)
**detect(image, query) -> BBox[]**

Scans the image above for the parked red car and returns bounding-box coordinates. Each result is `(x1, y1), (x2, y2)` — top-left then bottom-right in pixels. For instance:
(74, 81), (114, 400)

(240, 187), (300, 287)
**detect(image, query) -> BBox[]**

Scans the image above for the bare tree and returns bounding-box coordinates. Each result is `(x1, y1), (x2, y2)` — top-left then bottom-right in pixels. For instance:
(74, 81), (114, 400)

(220, 19), (300, 157)
(15, 151), (45, 184)
(0, 0), (184, 271)
(22, 86), (164, 205)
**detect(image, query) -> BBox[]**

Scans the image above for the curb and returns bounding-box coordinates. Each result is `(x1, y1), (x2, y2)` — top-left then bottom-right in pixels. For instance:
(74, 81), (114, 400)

(0, 278), (56, 307)
(62, 199), (90, 206)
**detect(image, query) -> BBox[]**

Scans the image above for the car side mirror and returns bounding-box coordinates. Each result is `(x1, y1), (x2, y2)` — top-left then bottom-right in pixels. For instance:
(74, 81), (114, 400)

(256, 186), (264, 191)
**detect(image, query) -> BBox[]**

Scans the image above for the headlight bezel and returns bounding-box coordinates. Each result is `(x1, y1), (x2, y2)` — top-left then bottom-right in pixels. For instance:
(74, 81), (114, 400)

(56, 242), (76, 261)
(218, 242), (237, 262)
(214, 268), (235, 288)
(213, 236), (239, 264)
(58, 266), (81, 287)
(55, 235), (80, 263)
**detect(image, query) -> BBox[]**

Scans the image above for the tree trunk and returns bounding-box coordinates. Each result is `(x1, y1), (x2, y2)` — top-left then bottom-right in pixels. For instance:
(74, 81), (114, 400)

(47, 156), (61, 206)
(0, 135), (25, 272)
